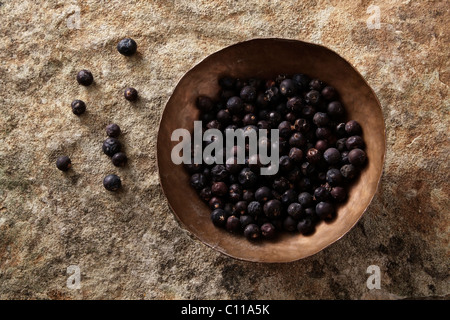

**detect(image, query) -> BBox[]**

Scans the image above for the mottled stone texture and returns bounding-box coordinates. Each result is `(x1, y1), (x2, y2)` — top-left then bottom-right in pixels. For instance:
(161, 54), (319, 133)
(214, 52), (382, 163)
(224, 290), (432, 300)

(0, 0), (448, 300)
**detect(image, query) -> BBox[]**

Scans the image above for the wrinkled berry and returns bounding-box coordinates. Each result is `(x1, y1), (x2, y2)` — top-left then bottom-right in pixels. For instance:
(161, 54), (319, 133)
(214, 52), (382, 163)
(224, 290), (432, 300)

(260, 222), (276, 238)
(247, 201), (263, 216)
(340, 164), (358, 180)
(190, 173), (207, 190)
(102, 138), (122, 157)
(238, 168), (257, 188)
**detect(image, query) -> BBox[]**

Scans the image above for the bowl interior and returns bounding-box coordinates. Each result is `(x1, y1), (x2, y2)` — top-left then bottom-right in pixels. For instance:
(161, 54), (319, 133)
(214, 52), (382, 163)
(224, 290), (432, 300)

(157, 38), (385, 263)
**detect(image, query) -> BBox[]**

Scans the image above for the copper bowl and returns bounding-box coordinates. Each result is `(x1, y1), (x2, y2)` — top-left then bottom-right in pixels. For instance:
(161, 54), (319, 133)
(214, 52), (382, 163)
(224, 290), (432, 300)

(157, 38), (385, 263)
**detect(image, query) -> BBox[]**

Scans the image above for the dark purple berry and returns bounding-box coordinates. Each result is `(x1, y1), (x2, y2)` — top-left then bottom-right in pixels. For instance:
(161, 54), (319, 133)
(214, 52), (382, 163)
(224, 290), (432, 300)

(190, 173), (207, 190)
(102, 138), (122, 157)
(242, 113), (257, 126)
(323, 148), (341, 165)
(336, 122), (347, 137)
(71, 100), (86, 115)
(278, 121), (293, 138)
(313, 112), (329, 127)
(294, 118), (310, 133)
(111, 152), (127, 167)
(326, 168), (343, 186)
(314, 186), (330, 202)
(306, 148), (321, 164)
(287, 202), (303, 219)
(209, 197), (223, 210)
(345, 120), (362, 136)
(336, 138), (347, 152)
(226, 215), (241, 233)
(260, 222), (276, 238)
(199, 187), (212, 202)
(340, 164), (358, 180)
(211, 164), (229, 182)
(297, 218), (315, 235)
(289, 132), (306, 148)
(117, 38), (137, 56)
(240, 215), (255, 229)
(305, 90), (320, 105)
(309, 79), (323, 91)
(238, 168), (257, 188)
(211, 182), (228, 197)
(331, 186), (347, 202)
(196, 96), (214, 112)
(283, 216), (297, 232)
(289, 147), (303, 163)
(281, 189), (297, 207)
(298, 192), (313, 207)
(348, 148), (367, 166)
(242, 190), (255, 202)
(327, 101), (344, 118)
(247, 201), (263, 216)
(286, 96), (303, 112)
(124, 87), (138, 101)
(103, 174), (122, 191)
(217, 109), (231, 124)
(226, 96), (243, 115)
(315, 140), (328, 152)
(346, 136), (365, 150)
(211, 209), (227, 227)
(263, 199), (282, 218)
(244, 224), (260, 240)
(76, 69), (93, 86)
(279, 155), (293, 172)
(106, 123), (121, 137)
(321, 86), (337, 100)
(240, 86), (257, 102)
(316, 201), (334, 219)
(280, 79), (297, 96)
(255, 186), (272, 203)
(272, 176), (290, 193)
(56, 156), (71, 171)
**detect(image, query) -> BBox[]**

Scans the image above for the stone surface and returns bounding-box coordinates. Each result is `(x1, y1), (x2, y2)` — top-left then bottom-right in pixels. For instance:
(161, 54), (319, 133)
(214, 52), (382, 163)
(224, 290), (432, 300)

(0, 0), (448, 300)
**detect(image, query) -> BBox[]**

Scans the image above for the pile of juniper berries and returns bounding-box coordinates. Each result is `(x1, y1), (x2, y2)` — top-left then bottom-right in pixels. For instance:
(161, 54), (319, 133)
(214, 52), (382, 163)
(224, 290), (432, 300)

(187, 74), (367, 241)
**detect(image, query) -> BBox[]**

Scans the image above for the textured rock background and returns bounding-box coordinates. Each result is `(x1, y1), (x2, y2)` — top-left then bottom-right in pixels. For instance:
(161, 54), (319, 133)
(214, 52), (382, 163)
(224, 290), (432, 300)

(0, 0), (448, 299)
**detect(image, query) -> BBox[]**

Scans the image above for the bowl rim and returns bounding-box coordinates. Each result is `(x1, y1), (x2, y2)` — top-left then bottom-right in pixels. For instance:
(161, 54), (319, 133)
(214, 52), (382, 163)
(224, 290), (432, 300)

(156, 37), (386, 263)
